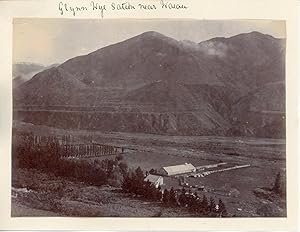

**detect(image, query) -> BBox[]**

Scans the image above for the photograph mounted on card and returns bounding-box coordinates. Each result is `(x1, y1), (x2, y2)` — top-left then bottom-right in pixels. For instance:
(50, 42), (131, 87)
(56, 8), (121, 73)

(0, 0), (297, 230)
(11, 18), (286, 217)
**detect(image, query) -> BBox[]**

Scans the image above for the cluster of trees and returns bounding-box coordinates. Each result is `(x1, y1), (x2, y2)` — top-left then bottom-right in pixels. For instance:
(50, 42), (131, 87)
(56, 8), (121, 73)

(122, 167), (227, 217)
(163, 188), (227, 217)
(13, 135), (61, 171)
(122, 167), (163, 201)
(13, 134), (127, 187)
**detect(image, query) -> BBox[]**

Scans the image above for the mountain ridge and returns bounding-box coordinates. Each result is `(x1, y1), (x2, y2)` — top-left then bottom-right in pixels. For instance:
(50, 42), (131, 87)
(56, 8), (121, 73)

(13, 31), (286, 138)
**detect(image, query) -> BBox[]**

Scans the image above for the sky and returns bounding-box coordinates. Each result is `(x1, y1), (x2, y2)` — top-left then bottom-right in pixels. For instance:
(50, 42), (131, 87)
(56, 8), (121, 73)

(13, 19), (286, 66)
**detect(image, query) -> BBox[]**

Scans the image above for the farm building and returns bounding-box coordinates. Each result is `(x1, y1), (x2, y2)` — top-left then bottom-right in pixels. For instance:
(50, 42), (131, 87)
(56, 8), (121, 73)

(158, 163), (196, 176)
(144, 174), (164, 188)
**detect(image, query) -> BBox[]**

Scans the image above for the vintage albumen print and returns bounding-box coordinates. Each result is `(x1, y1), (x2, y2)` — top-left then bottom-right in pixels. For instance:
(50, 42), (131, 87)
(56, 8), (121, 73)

(12, 19), (286, 217)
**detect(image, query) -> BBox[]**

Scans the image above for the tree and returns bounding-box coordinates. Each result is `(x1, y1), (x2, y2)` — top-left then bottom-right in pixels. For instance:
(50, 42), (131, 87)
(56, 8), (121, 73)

(208, 197), (217, 216)
(119, 161), (128, 177)
(169, 187), (177, 206)
(142, 180), (153, 199)
(156, 186), (163, 201)
(106, 159), (116, 175)
(178, 188), (187, 206)
(121, 173), (132, 192)
(133, 167), (145, 195)
(115, 154), (124, 162)
(135, 167), (144, 182)
(218, 199), (227, 217)
(201, 194), (209, 213)
(189, 192), (200, 212)
(149, 184), (158, 200)
(162, 189), (170, 205)
(108, 166), (124, 187)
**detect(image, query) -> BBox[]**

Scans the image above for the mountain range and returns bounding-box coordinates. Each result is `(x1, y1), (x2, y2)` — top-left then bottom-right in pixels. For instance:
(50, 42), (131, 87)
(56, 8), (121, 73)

(13, 31), (286, 138)
(13, 62), (59, 88)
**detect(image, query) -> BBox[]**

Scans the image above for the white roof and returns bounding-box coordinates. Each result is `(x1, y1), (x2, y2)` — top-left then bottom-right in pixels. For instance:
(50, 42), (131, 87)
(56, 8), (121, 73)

(163, 163), (195, 175)
(144, 174), (162, 183)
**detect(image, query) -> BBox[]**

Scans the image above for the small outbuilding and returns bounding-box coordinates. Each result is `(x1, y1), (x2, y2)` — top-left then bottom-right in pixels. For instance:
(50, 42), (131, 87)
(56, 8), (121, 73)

(144, 174), (164, 188)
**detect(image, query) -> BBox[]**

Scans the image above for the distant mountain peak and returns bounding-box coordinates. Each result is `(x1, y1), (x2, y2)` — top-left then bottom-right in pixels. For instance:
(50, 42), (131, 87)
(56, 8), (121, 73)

(139, 31), (167, 38)
(248, 31), (266, 35)
(133, 31), (178, 44)
(231, 31), (277, 40)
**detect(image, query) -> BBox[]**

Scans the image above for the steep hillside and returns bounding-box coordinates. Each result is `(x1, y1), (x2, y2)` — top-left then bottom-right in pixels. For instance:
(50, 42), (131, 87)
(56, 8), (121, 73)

(125, 81), (240, 116)
(59, 31), (221, 89)
(228, 82), (285, 138)
(14, 67), (87, 106)
(232, 82), (285, 114)
(13, 31), (286, 138)
(198, 32), (285, 91)
(58, 31), (284, 92)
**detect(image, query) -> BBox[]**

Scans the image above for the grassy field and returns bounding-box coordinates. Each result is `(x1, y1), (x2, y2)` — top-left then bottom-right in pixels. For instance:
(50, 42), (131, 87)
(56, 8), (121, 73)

(12, 121), (286, 217)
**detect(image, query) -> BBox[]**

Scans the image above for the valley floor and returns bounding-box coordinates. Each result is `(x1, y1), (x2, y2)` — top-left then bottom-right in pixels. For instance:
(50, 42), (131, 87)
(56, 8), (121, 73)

(12, 121), (286, 217)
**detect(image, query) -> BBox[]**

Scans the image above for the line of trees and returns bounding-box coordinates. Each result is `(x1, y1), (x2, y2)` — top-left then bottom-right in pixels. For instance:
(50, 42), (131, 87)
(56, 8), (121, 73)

(122, 167), (227, 217)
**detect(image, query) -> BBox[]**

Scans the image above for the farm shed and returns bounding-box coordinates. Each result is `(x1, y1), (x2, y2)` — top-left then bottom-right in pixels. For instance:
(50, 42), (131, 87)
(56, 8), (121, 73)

(144, 174), (164, 188)
(159, 163), (196, 176)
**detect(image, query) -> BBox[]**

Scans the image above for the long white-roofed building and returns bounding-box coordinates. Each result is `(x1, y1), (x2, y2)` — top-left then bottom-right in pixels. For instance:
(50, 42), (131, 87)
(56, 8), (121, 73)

(158, 163), (196, 176)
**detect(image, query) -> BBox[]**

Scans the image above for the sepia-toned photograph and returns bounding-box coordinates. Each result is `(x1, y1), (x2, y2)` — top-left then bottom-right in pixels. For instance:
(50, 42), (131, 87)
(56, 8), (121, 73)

(11, 19), (286, 217)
